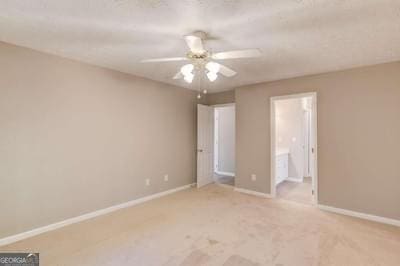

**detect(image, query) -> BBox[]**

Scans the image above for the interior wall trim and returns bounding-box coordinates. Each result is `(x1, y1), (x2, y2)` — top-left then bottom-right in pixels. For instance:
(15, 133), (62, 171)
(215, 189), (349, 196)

(286, 177), (304, 183)
(215, 171), (235, 177)
(318, 204), (400, 227)
(0, 183), (196, 246)
(234, 187), (273, 198)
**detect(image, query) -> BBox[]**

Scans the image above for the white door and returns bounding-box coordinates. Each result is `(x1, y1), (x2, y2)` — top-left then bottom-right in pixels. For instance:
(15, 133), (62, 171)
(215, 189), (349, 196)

(197, 104), (214, 188)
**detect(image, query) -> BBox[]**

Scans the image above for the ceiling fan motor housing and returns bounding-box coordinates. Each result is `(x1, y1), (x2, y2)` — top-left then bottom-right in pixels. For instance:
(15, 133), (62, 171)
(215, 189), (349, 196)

(191, 30), (207, 40)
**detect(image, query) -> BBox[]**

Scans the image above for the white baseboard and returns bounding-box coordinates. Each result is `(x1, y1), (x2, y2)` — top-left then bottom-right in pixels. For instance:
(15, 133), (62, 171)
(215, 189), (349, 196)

(215, 171), (235, 177)
(276, 177), (302, 185)
(275, 178), (285, 186)
(0, 183), (195, 246)
(318, 204), (400, 227)
(286, 177), (303, 183)
(234, 188), (272, 198)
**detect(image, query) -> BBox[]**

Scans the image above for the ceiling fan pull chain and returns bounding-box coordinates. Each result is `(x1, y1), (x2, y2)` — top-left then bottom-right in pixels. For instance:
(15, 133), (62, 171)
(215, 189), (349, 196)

(197, 68), (202, 99)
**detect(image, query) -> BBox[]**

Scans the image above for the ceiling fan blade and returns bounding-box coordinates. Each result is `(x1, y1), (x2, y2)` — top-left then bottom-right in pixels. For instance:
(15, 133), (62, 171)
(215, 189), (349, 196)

(212, 49), (261, 60)
(173, 71), (183, 80)
(184, 35), (205, 54)
(140, 57), (187, 63)
(216, 63), (237, 77)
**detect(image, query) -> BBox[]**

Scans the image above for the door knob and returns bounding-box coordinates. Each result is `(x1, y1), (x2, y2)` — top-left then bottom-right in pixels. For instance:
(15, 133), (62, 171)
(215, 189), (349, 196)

(197, 149), (203, 152)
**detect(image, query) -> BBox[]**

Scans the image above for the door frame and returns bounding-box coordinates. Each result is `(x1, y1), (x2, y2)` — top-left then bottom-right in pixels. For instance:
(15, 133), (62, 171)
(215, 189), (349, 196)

(303, 107), (312, 177)
(270, 92), (318, 204)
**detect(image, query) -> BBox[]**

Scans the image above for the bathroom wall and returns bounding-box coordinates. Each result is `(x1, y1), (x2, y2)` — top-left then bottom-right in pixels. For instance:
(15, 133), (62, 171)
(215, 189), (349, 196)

(275, 98), (307, 180)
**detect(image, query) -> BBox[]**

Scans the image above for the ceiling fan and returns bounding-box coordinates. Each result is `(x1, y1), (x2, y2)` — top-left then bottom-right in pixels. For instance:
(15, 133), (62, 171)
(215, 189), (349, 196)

(140, 31), (262, 91)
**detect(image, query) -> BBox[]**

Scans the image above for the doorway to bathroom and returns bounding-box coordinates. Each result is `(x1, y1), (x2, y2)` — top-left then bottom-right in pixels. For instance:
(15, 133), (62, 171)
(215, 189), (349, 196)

(270, 93), (317, 204)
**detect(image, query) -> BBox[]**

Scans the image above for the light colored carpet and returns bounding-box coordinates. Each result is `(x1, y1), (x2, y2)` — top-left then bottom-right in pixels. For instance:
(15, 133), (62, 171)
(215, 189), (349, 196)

(2, 185), (400, 265)
(276, 179), (313, 205)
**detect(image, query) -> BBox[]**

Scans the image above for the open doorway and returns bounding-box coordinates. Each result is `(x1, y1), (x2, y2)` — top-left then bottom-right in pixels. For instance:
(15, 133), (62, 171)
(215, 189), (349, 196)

(213, 104), (235, 186)
(270, 93), (317, 204)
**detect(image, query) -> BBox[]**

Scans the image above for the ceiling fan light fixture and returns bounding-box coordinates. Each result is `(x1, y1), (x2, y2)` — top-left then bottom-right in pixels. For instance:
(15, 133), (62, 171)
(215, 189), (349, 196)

(206, 62), (220, 73)
(180, 64), (194, 76)
(207, 71), (218, 82)
(184, 73), (194, 83)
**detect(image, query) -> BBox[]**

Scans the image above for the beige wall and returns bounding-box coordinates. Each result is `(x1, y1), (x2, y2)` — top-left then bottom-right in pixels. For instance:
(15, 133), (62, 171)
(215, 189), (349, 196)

(0, 42), (198, 238)
(206, 90), (235, 105)
(236, 62), (400, 220)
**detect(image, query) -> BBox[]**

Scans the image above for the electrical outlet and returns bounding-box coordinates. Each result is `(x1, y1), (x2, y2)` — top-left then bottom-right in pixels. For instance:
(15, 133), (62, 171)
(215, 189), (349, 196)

(251, 174), (256, 181)
(145, 178), (150, 186)
(164, 174), (169, 181)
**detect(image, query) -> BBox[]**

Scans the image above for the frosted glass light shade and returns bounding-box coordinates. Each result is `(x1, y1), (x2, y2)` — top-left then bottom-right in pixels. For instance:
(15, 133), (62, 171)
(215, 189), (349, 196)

(207, 71), (218, 82)
(184, 73), (194, 83)
(180, 64), (194, 76)
(206, 62), (220, 73)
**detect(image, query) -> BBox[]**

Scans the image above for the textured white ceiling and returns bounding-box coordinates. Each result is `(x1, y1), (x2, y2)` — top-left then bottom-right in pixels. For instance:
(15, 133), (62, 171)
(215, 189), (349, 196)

(1, 0), (400, 92)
